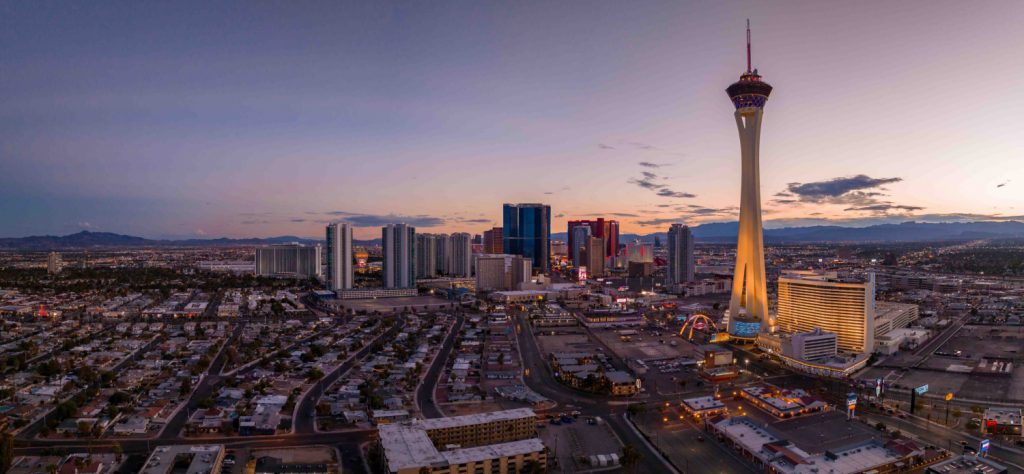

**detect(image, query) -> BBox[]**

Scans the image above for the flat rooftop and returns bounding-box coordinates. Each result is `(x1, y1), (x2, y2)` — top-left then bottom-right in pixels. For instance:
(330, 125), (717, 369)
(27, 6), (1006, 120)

(418, 408), (536, 431)
(141, 445), (224, 474)
(379, 422), (544, 472)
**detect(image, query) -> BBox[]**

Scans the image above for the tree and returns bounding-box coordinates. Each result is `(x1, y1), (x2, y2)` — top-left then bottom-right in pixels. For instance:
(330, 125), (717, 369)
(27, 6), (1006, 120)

(307, 367), (324, 381)
(0, 432), (13, 474)
(620, 445), (642, 474)
(627, 403), (646, 417)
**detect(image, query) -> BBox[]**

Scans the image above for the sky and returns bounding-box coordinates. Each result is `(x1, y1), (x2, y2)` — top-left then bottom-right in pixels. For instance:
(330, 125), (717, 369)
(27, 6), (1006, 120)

(2, 1), (1023, 240)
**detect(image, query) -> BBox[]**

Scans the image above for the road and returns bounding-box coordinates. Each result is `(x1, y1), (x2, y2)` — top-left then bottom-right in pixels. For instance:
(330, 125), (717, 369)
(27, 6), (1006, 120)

(858, 407), (1024, 470)
(157, 320), (247, 439)
(511, 312), (747, 473)
(417, 314), (465, 418)
(15, 333), (164, 440)
(293, 317), (406, 434)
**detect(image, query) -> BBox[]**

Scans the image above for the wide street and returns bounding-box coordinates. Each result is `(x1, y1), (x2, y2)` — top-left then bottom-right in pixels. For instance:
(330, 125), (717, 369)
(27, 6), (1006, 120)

(417, 313), (465, 419)
(511, 310), (755, 473)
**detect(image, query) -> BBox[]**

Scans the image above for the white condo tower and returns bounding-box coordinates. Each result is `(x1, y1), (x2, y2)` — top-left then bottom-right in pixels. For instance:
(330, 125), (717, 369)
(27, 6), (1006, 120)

(727, 21), (773, 339)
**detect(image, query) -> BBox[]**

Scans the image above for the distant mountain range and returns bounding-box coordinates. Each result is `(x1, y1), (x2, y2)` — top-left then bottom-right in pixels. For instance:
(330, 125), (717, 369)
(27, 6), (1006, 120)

(4, 221), (1024, 250)
(557, 220), (1024, 244)
(0, 231), (326, 251)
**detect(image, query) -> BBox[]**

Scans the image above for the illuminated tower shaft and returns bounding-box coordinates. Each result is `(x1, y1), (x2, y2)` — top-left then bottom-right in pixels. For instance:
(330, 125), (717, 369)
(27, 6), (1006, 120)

(727, 21), (773, 337)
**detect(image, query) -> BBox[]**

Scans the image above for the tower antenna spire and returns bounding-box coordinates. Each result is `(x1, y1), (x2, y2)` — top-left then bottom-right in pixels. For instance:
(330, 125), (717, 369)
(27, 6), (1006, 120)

(746, 19), (752, 73)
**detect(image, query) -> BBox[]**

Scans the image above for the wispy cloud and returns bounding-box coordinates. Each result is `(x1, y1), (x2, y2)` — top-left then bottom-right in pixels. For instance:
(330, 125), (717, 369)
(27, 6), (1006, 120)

(598, 143), (615, 150)
(629, 176), (664, 190)
(630, 141), (658, 151)
(656, 189), (696, 198)
(638, 161), (667, 169)
(844, 204), (923, 214)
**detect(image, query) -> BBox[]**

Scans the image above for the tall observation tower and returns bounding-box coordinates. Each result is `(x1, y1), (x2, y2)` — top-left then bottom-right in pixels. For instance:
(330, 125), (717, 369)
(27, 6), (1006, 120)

(726, 21), (772, 340)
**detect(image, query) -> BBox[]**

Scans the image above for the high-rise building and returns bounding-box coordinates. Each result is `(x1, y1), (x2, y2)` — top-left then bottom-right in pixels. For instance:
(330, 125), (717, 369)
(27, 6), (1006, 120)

(502, 204), (550, 272)
(482, 227), (503, 254)
(450, 232), (473, 277)
(567, 218), (619, 261)
(383, 224), (416, 288)
(585, 236), (606, 277)
(255, 244), (322, 278)
(475, 254), (532, 291)
(625, 241), (653, 264)
(325, 223), (353, 291)
(569, 225), (591, 266)
(666, 224), (695, 286)
(727, 21), (772, 338)
(435, 233), (452, 275)
(416, 234), (438, 278)
(47, 252), (63, 275)
(776, 271), (876, 354)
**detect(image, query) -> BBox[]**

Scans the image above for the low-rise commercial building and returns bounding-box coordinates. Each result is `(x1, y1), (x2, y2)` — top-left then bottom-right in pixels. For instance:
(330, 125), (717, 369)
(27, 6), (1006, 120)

(982, 407), (1022, 437)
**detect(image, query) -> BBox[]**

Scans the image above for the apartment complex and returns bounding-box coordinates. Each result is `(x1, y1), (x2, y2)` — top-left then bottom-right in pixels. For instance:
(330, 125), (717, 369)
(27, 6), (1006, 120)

(378, 409), (546, 474)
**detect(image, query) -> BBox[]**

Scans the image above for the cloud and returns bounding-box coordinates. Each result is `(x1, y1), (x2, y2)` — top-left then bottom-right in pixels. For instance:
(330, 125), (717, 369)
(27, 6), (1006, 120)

(609, 212), (640, 217)
(786, 175), (902, 201)
(544, 192), (554, 195)
(641, 171), (658, 180)
(324, 211), (356, 216)
(998, 180), (1010, 188)
(290, 218), (307, 223)
(844, 204), (923, 214)
(656, 189), (696, 199)
(241, 219), (271, 225)
(194, 229), (207, 236)
(774, 174), (910, 210)
(629, 177), (664, 190)
(657, 204), (671, 208)
(598, 143), (615, 150)
(340, 214), (445, 227)
(77, 221), (94, 229)
(630, 141), (658, 151)
(554, 213), (565, 218)
(635, 217), (682, 227)
(638, 161), (667, 168)
(459, 218), (491, 224)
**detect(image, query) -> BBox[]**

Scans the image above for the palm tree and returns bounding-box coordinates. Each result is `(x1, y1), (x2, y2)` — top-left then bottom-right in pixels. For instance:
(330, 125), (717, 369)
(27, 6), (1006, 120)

(620, 445), (642, 474)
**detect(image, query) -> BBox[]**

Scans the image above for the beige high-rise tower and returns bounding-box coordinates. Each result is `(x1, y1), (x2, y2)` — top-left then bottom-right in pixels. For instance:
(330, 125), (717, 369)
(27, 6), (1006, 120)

(727, 21), (773, 339)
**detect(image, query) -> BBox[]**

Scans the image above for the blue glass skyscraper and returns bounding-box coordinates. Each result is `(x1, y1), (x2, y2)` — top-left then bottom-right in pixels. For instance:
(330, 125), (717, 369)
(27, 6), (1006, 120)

(502, 203), (551, 273)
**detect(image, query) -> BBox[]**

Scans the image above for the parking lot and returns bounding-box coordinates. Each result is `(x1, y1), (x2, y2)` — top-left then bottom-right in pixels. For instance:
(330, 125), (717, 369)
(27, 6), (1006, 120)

(538, 413), (624, 473)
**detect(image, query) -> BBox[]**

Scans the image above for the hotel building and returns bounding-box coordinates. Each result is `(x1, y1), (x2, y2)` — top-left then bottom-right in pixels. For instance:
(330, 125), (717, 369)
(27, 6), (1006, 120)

(776, 271), (876, 354)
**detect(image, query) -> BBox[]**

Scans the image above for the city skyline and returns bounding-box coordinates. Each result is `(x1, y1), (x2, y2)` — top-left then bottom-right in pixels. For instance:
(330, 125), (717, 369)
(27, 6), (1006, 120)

(3, 2), (1024, 240)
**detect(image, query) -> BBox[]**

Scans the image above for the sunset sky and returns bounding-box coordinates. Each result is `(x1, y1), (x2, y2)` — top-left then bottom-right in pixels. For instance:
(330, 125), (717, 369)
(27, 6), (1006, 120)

(3, 1), (1023, 240)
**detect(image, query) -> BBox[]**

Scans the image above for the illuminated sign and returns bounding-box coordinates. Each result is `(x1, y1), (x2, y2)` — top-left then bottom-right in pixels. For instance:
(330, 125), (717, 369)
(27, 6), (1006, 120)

(729, 320), (762, 338)
(915, 384), (929, 395)
(980, 439), (990, 454)
(875, 378), (883, 397)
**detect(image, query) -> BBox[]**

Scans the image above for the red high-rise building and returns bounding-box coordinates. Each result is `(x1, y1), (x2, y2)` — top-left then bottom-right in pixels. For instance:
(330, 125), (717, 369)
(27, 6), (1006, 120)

(482, 227), (503, 254)
(567, 218), (619, 261)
